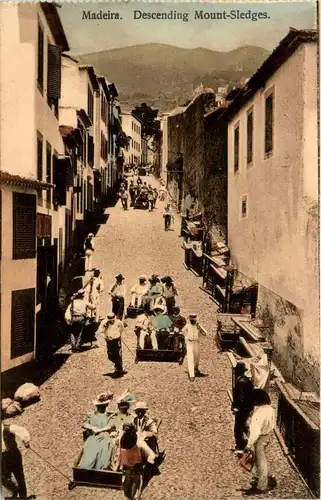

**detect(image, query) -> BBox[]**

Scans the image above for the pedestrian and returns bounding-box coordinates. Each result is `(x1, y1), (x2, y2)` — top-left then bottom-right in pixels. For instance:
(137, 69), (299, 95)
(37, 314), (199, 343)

(99, 312), (125, 377)
(2, 420), (31, 499)
(129, 180), (136, 206)
(85, 268), (104, 322)
(119, 188), (129, 210)
(232, 361), (254, 455)
(182, 313), (207, 381)
(130, 276), (149, 308)
(153, 188), (158, 208)
(159, 186), (167, 202)
(109, 274), (126, 320)
(163, 204), (173, 231)
(147, 189), (154, 212)
(242, 389), (276, 496)
(84, 233), (95, 272)
(65, 289), (95, 352)
(137, 176), (142, 187)
(161, 276), (178, 315)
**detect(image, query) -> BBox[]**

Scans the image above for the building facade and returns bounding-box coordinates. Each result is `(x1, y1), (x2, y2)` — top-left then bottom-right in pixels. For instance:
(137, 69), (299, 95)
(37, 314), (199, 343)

(0, 2), (70, 371)
(121, 112), (142, 167)
(226, 29), (319, 392)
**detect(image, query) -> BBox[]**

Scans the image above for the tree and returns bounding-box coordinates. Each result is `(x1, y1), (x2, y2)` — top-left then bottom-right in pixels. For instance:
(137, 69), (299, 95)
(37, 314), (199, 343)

(132, 103), (160, 141)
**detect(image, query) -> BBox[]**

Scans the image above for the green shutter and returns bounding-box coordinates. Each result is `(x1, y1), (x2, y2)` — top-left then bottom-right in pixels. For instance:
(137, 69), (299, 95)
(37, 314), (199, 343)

(47, 44), (61, 100)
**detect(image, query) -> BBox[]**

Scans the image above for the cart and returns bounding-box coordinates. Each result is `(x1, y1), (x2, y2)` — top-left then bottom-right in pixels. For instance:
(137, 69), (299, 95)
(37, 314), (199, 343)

(135, 332), (186, 364)
(72, 451), (123, 489)
(216, 313), (251, 351)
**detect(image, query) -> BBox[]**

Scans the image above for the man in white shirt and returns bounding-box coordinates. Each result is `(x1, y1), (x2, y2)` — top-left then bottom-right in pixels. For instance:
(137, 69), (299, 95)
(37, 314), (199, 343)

(99, 313), (125, 377)
(85, 268), (104, 321)
(84, 233), (95, 272)
(65, 289), (95, 352)
(109, 274), (126, 320)
(130, 276), (149, 308)
(182, 313), (207, 381)
(243, 389), (276, 495)
(2, 421), (31, 499)
(135, 307), (158, 350)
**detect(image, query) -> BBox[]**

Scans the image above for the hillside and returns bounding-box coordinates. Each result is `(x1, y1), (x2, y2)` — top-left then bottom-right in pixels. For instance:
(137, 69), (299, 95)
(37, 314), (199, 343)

(78, 43), (269, 111)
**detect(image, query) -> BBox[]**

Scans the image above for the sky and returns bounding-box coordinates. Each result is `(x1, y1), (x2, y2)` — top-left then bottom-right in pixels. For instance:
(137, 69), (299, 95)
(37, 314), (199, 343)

(58, 1), (317, 55)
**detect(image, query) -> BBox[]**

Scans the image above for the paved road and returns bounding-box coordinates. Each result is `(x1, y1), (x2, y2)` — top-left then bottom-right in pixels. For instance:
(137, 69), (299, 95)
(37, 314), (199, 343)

(10, 176), (310, 500)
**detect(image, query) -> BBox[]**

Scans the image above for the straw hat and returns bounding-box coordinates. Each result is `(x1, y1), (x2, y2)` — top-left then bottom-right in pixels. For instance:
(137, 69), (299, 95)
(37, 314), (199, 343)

(134, 401), (148, 411)
(93, 392), (113, 406)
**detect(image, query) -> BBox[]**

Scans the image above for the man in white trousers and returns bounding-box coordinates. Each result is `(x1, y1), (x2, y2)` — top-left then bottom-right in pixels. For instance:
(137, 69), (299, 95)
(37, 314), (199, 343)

(182, 313), (207, 381)
(85, 268), (104, 322)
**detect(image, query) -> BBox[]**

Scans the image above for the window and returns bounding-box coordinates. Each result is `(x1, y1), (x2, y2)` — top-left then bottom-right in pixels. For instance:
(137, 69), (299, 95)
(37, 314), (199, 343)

(46, 142), (52, 202)
(37, 23), (44, 90)
(265, 91), (274, 156)
(234, 124), (240, 173)
(241, 195), (247, 218)
(247, 109), (253, 165)
(11, 288), (35, 359)
(37, 132), (43, 181)
(13, 192), (36, 260)
(47, 43), (61, 116)
(87, 85), (94, 123)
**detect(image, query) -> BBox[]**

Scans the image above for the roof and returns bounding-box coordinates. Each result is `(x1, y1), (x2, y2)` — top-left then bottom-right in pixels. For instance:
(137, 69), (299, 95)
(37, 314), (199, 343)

(221, 28), (317, 120)
(62, 53), (79, 64)
(98, 77), (111, 102)
(0, 171), (53, 190)
(108, 83), (119, 98)
(205, 107), (227, 121)
(40, 3), (69, 52)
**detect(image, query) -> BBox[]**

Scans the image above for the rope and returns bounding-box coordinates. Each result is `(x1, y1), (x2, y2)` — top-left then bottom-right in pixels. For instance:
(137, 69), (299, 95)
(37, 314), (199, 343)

(29, 447), (71, 482)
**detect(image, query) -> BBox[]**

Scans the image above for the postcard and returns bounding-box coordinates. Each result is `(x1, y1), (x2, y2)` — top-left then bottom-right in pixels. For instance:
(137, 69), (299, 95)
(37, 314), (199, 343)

(0, 1), (319, 500)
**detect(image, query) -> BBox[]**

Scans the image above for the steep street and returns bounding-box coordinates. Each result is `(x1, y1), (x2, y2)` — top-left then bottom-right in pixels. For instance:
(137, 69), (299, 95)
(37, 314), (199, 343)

(10, 176), (309, 500)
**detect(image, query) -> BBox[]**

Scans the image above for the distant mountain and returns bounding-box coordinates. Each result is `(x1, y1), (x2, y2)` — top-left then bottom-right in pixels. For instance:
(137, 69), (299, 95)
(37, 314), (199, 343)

(78, 43), (269, 111)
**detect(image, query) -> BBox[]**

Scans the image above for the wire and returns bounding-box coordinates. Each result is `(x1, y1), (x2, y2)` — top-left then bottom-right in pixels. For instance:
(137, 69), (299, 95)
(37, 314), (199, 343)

(29, 447), (71, 482)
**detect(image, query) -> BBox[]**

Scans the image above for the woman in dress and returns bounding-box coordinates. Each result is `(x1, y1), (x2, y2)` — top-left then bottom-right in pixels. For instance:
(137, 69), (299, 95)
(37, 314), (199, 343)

(78, 392), (116, 470)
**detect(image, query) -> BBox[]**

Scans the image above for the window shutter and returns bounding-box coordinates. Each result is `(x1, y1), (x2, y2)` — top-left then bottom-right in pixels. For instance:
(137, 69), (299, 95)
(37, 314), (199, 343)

(88, 135), (94, 166)
(53, 156), (67, 206)
(37, 24), (44, 89)
(47, 44), (61, 100)
(11, 288), (35, 359)
(37, 134), (43, 181)
(0, 190), (2, 260)
(13, 192), (36, 260)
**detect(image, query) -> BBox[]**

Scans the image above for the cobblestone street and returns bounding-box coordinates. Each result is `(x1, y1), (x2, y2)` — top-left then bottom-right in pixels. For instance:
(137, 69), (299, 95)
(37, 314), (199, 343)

(12, 177), (310, 500)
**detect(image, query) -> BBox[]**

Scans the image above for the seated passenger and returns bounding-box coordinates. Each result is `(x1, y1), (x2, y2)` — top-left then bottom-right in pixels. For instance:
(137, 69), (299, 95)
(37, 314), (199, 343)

(162, 276), (178, 315)
(135, 306), (158, 350)
(133, 402), (158, 452)
(170, 306), (187, 330)
(142, 275), (163, 309)
(130, 276), (149, 308)
(150, 305), (172, 331)
(78, 392), (116, 470)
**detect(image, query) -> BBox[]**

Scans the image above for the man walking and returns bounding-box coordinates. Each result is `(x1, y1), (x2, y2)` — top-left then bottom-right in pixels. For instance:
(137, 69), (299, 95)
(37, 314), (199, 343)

(2, 421), (31, 499)
(84, 233), (95, 272)
(85, 268), (104, 322)
(99, 312), (125, 378)
(243, 389), (276, 495)
(163, 204), (173, 231)
(182, 313), (207, 381)
(65, 289), (95, 352)
(109, 274), (126, 320)
(119, 188), (129, 210)
(231, 361), (254, 454)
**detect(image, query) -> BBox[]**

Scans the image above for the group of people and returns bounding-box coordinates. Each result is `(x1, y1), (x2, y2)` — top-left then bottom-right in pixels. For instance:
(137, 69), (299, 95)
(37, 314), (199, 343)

(79, 391), (160, 476)
(119, 178), (159, 212)
(231, 360), (276, 496)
